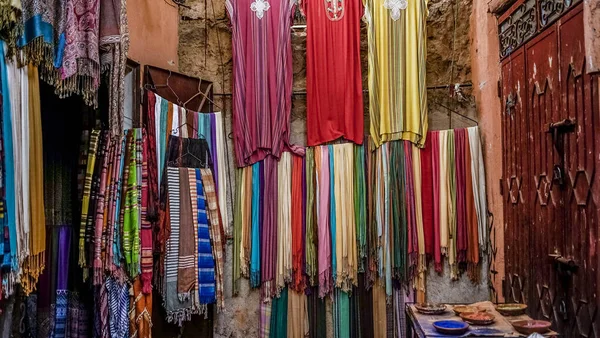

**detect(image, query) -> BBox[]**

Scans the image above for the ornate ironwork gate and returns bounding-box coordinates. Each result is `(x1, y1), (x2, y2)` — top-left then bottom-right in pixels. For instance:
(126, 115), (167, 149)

(500, 1), (600, 336)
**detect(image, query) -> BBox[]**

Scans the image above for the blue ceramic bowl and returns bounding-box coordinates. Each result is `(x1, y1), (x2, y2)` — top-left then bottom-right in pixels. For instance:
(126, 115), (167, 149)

(433, 320), (469, 335)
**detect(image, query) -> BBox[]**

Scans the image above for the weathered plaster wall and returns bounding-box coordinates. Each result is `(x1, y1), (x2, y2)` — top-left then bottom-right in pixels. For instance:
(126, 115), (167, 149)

(584, 0), (600, 72)
(176, 0), (491, 336)
(127, 0), (179, 70)
(470, 0), (504, 303)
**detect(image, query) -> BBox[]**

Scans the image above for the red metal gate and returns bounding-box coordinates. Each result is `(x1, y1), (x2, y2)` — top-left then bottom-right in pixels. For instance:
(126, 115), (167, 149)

(500, 1), (600, 335)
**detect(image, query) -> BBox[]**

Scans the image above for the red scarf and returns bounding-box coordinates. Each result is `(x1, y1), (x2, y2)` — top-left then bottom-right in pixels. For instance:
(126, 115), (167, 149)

(291, 155), (305, 291)
(430, 132), (442, 272)
(455, 129), (468, 264)
(421, 135), (434, 258)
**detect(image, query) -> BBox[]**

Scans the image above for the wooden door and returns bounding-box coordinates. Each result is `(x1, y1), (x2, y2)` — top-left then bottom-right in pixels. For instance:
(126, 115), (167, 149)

(500, 2), (600, 335)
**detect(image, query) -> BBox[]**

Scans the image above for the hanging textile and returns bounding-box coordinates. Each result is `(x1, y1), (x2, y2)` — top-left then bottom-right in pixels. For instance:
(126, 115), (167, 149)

(430, 131), (442, 271)
(194, 167), (216, 307)
(21, 63), (46, 295)
(287, 289), (308, 338)
(291, 155), (305, 291)
(140, 131), (153, 293)
(467, 126), (488, 252)
(147, 92), (231, 236)
(251, 162), (261, 288)
(300, 0), (364, 146)
(100, 0), (130, 134)
(260, 300), (272, 338)
(261, 156), (278, 299)
(420, 135), (434, 259)
(315, 146), (331, 298)
(270, 287), (288, 338)
(454, 129), (467, 265)
(199, 168), (225, 311)
(364, 0), (428, 147)
(233, 168), (242, 293)
(354, 145), (367, 272)
(106, 277), (130, 338)
(226, 0), (303, 166)
(446, 130), (457, 278)
(129, 278), (153, 338)
(464, 135), (480, 282)
(276, 152), (292, 294)
(332, 143), (357, 291)
(305, 148), (317, 285)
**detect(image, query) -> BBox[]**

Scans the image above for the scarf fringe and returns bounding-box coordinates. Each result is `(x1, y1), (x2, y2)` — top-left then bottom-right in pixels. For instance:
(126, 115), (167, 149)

(467, 261), (481, 284)
(318, 270), (331, 298)
(20, 37), (99, 108)
(166, 307), (196, 327)
(93, 258), (103, 285)
(250, 270), (260, 288)
(261, 280), (272, 301)
(178, 292), (190, 303)
(20, 252), (45, 295)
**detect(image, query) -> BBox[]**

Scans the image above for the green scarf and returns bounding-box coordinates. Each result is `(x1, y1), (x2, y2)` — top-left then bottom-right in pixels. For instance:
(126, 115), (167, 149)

(390, 142), (408, 283)
(305, 148), (317, 285)
(270, 288), (289, 338)
(353, 145), (366, 273)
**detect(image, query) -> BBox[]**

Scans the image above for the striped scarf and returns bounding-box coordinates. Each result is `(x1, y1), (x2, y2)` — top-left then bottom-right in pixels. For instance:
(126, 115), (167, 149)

(106, 277), (130, 338)
(140, 131), (153, 293)
(199, 168), (225, 311)
(194, 168), (216, 306)
(78, 130), (101, 274)
(291, 155), (305, 292)
(123, 130), (141, 278)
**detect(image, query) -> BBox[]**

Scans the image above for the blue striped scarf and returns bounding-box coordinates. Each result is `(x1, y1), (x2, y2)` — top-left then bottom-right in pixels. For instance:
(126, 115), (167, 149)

(106, 277), (130, 338)
(195, 168), (216, 305)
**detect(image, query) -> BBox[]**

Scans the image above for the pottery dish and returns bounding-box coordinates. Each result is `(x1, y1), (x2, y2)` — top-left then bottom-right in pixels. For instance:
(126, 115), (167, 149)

(433, 320), (469, 335)
(511, 320), (551, 335)
(415, 303), (447, 315)
(460, 312), (495, 325)
(495, 303), (527, 316)
(453, 305), (485, 316)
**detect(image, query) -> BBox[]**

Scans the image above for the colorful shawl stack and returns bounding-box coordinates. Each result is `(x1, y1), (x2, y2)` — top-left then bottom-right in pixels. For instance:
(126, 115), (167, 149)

(147, 92), (231, 235)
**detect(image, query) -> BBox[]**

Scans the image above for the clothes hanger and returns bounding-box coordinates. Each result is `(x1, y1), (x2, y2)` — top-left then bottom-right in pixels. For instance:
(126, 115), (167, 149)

(171, 109), (206, 139)
(171, 139), (209, 168)
(145, 70), (184, 106)
(183, 81), (223, 111)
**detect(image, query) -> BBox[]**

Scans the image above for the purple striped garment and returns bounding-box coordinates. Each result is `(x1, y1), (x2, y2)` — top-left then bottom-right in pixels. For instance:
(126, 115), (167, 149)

(226, 0), (304, 167)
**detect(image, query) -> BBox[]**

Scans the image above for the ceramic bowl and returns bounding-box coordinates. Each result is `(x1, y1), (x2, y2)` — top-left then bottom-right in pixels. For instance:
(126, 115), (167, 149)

(495, 303), (528, 316)
(415, 303), (447, 315)
(511, 320), (551, 335)
(460, 312), (495, 325)
(453, 305), (485, 316)
(433, 320), (469, 335)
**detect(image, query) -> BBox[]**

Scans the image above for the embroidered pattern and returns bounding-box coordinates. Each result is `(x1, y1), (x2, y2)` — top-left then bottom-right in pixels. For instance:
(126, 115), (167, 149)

(251, 0), (271, 19)
(324, 0), (345, 21)
(383, 0), (407, 21)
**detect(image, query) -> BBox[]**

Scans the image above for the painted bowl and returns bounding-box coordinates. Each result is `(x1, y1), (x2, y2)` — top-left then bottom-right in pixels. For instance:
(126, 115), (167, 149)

(495, 303), (528, 316)
(460, 312), (495, 325)
(511, 320), (551, 335)
(453, 305), (486, 316)
(415, 303), (447, 315)
(433, 320), (469, 335)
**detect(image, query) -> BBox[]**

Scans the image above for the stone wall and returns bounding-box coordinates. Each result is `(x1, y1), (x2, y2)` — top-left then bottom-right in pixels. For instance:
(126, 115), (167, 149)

(177, 0), (489, 337)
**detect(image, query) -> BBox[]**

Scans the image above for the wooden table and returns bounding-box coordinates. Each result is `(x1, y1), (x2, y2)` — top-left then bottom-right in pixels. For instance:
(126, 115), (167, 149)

(405, 301), (558, 337)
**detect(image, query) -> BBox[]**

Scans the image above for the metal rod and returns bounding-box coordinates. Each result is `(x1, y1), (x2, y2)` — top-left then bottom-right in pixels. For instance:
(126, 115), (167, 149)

(213, 82), (473, 97)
